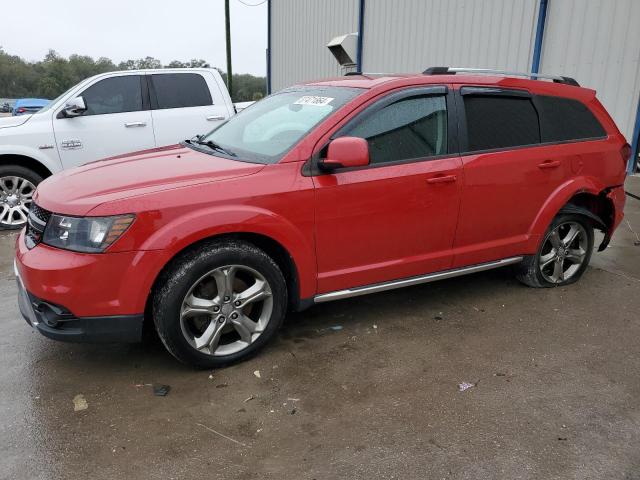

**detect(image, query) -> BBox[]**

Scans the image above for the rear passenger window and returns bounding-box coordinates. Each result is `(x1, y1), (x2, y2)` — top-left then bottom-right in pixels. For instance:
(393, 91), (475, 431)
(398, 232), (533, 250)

(463, 95), (540, 151)
(343, 95), (448, 164)
(151, 73), (213, 109)
(537, 95), (606, 142)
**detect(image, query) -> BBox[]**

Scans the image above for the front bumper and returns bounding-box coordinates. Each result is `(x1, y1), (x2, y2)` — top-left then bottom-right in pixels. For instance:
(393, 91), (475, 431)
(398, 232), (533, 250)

(15, 260), (143, 343)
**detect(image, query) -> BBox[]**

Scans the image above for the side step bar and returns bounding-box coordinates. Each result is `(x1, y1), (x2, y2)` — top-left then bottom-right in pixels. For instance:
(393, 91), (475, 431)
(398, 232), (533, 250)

(314, 257), (523, 303)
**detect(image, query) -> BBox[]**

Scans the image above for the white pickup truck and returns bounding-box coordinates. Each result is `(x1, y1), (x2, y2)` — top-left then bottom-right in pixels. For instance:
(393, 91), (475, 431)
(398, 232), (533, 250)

(0, 68), (242, 229)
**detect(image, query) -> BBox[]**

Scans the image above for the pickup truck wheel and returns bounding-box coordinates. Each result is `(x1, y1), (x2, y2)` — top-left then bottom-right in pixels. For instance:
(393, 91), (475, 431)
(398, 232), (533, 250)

(516, 213), (594, 288)
(153, 240), (287, 368)
(0, 165), (42, 230)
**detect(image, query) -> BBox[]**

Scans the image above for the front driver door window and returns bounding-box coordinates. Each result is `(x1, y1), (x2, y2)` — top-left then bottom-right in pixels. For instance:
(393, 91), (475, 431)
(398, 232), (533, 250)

(54, 75), (155, 168)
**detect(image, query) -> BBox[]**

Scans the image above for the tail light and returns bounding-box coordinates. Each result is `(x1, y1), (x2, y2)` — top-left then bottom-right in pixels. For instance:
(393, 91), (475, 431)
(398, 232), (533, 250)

(16, 107), (26, 113)
(620, 143), (632, 167)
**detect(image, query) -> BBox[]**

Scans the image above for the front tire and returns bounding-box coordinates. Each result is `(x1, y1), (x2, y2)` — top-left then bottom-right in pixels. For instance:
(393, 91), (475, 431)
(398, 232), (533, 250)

(0, 165), (42, 230)
(152, 240), (287, 368)
(516, 213), (594, 288)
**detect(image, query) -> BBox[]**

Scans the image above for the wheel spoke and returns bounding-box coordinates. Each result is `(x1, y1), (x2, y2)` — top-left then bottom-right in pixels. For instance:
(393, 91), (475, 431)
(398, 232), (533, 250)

(552, 258), (564, 283)
(17, 179), (34, 195)
(212, 266), (237, 299)
(182, 294), (216, 318)
(549, 229), (562, 249)
(235, 279), (270, 306)
(539, 250), (557, 269)
(566, 248), (586, 264)
(561, 225), (581, 248)
(13, 206), (27, 224)
(0, 177), (15, 194)
(194, 319), (226, 351)
(0, 205), (9, 224)
(231, 313), (261, 343)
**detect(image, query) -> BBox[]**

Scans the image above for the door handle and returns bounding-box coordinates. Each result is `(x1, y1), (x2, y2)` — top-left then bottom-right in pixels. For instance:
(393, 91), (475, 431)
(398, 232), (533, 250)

(124, 122), (147, 128)
(537, 160), (561, 169)
(426, 174), (457, 184)
(207, 115), (226, 121)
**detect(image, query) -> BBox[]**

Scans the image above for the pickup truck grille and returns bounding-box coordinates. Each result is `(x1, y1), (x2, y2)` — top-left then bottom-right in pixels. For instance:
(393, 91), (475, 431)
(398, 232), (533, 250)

(25, 203), (51, 249)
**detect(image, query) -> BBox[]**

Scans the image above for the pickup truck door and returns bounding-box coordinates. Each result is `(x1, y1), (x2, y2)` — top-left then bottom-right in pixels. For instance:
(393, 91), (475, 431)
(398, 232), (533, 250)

(148, 72), (232, 147)
(53, 74), (155, 168)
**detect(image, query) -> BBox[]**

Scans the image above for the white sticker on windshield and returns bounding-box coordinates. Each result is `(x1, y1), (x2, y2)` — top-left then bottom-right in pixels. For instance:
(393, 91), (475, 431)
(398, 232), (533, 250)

(293, 96), (334, 107)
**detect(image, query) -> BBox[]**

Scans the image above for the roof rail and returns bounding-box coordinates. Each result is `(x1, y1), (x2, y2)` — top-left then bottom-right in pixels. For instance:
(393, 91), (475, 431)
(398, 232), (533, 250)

(422, 66), (580, 87)
(344, 71), (398, 77)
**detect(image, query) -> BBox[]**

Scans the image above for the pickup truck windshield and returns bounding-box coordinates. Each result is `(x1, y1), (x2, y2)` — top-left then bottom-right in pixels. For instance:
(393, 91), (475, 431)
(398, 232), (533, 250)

(196, 86), (364, 163)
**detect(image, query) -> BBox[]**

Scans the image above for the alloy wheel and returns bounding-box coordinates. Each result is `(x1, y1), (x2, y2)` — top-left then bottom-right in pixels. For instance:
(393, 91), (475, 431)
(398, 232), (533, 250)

(0, 176), (35, 227)
(538, 221), (589, 284)
(179, 265), (273, 356)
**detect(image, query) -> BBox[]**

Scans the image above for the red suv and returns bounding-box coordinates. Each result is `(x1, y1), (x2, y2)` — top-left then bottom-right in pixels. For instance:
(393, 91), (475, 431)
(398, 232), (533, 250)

(15, 67), (629, 368)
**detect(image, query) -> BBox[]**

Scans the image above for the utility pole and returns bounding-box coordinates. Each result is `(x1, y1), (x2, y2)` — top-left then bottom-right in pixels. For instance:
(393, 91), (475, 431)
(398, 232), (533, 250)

(225, 0), (233, 99)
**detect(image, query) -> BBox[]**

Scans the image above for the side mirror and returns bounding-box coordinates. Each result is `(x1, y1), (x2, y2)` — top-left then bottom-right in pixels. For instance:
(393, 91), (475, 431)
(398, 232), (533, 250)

(320, 137), (369, 171)
(61, 96), (87, 118)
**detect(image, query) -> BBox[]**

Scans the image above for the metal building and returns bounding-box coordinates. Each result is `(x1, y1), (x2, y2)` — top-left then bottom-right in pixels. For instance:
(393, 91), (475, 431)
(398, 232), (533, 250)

(267, 0), (640, 171)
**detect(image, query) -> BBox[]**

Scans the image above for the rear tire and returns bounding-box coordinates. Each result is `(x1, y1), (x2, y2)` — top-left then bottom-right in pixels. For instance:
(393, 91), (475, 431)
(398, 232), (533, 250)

(152, 240), (287, 369)
(516, 213), (594, 288)
(0, 165), (42, 230)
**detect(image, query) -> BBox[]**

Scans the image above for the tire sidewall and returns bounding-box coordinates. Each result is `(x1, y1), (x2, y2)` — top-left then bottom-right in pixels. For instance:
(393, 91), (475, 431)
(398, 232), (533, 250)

(534, 214), (594, 287)
(153, 242), (287, 368)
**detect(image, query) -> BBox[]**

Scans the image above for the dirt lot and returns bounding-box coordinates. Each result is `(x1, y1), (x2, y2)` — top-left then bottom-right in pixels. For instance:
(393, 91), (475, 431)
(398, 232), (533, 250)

(1, 177), (639, 480)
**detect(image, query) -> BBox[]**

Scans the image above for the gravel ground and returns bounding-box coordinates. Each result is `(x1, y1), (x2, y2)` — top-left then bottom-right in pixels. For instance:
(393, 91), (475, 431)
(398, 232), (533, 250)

(0, 176), (638, 480)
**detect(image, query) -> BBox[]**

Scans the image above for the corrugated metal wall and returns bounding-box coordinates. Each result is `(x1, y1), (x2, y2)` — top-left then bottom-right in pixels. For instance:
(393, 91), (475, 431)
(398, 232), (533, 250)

(361, 0), (539, 73)
(269, 0), (640, 145)
(540, 0), (640, 141)
(270, 0), (359, 91)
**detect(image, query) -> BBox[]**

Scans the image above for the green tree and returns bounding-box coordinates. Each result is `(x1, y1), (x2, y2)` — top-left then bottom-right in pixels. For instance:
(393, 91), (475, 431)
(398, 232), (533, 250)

(0, 48), (266, 102)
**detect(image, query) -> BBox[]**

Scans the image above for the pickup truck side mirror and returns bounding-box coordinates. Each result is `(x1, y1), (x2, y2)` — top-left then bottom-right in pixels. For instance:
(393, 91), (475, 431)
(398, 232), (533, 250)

(320, 137), (370, 171)
(61, 96), (87, 118)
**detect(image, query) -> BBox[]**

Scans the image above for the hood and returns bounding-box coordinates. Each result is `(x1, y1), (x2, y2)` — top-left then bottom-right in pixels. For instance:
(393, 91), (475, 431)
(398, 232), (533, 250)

(35, 144), (265, 216)
(0, 114), (32, 129)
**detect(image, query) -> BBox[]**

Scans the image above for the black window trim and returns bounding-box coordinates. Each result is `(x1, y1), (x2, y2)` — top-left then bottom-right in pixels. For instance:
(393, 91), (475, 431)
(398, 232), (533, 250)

(305, 85), (458, 176)
(456, 88), (609, 156)
(147, 72), (213, 111)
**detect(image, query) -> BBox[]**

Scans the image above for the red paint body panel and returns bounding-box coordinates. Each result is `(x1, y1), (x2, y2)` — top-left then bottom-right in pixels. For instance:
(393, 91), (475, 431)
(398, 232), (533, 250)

(15, 73), (629, 322)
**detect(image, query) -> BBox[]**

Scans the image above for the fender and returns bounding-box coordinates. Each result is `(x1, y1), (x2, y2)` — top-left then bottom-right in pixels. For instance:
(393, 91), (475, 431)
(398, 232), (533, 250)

(137, 204), (317, 300)
(0, 144), (61, 175)
(528, 175), (611, 239)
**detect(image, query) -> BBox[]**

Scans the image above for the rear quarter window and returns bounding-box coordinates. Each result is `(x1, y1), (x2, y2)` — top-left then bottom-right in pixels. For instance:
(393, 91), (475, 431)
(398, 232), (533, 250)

(151, 73), (213, 109)
(536, 95), (607, 142)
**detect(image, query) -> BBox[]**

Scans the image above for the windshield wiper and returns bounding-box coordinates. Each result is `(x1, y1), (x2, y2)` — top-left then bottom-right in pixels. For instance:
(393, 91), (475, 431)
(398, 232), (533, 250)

(193, 139), (237, 157)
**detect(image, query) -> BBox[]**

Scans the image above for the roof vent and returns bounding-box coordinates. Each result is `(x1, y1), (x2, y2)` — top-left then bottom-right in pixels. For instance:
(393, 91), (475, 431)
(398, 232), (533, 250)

(327, 33), (358, 67)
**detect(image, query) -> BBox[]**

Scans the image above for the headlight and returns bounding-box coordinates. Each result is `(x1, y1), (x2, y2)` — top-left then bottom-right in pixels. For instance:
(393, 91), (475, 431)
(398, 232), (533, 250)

(43, 214), (135, 253)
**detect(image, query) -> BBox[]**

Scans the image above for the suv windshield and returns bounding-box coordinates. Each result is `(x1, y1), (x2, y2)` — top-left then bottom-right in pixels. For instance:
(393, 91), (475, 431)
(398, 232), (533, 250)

(194, 86), (364, 163)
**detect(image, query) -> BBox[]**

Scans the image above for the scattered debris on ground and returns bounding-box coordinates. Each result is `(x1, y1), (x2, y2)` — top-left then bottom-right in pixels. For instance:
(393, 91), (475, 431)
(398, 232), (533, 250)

(244, 395), (255, 403)
(153, 384), (171, 396)
(253, 370), (261, 379)
(73, 394), (88, 412)
(197, 423), (246, 447)
(458, 382), (476, 392)
(329, 325), (343, 331)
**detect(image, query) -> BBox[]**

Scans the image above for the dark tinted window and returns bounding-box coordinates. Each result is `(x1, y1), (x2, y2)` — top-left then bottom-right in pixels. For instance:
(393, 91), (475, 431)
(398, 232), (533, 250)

(151, 73), (212, 109)
(463, 95), (540, 151)
(537, 95), (606, 142)
(344, 95), (447, 164)
(82, 76), (142, 115)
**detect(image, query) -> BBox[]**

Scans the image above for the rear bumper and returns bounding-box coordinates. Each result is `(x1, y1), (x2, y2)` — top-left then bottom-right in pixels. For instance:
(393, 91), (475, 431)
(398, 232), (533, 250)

(15, 260), (143, 343)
